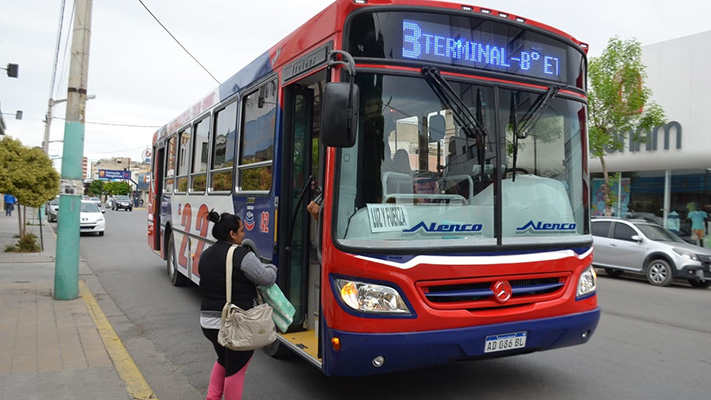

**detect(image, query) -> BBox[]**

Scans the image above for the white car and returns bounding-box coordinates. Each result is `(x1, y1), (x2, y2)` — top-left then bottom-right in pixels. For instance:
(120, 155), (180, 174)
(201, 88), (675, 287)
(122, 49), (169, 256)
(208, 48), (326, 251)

(46, 198), (60, 222)
(80, 200), (106, 236)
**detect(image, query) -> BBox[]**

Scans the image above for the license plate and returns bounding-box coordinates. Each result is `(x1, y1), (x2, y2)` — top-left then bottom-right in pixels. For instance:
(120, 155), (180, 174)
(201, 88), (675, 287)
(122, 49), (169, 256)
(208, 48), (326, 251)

(484, 331), (527, 353)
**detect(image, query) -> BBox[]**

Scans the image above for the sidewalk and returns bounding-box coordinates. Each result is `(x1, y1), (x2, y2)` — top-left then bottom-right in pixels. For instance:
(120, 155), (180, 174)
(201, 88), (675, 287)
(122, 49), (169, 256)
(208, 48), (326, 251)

(0, 208), (157, 400)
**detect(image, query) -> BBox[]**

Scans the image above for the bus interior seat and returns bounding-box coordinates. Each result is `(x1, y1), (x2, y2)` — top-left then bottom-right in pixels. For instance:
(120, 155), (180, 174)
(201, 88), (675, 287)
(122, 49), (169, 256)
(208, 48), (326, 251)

(392, 149), (411, 173)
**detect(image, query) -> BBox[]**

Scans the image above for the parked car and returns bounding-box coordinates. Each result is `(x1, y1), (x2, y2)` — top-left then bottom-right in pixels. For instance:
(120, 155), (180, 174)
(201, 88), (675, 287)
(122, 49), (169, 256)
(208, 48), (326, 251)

(88, 197), (102, 207)
(111, 195), (132, 211)
(591, 217), (711, 288)
(46, 199), (59, 222)
(80, 200), (106, 236)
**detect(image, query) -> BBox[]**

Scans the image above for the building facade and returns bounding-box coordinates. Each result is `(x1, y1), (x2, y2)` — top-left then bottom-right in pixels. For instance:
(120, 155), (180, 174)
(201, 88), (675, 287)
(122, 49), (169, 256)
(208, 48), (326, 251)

(90, 157), (150, 205)
(590, 31), (711, 240)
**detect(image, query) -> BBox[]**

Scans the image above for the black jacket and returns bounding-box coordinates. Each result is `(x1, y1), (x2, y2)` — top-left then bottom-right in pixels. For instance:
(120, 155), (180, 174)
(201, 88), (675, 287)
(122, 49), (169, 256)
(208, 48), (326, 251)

(198, 241), (257, 312)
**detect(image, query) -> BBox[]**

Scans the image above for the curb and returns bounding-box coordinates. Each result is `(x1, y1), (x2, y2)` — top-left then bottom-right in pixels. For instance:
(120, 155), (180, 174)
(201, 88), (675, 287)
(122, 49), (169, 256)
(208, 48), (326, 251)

(79, 280), (159, 400)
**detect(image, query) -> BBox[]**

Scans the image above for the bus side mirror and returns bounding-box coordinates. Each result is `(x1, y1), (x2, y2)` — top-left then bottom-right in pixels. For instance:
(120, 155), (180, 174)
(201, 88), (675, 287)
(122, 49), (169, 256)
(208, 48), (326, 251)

(321, 82), (359, 148)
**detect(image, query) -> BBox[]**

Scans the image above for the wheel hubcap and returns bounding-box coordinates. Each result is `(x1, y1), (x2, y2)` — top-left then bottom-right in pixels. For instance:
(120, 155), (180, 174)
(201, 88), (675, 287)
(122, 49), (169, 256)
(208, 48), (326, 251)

(650, 264), (667, 283)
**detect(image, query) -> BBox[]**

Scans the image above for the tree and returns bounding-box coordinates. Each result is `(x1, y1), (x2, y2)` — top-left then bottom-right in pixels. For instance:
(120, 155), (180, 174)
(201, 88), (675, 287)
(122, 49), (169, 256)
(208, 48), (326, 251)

(0, 137), (60, 239)
(103, 181), (130, 195)
(88, 179), (104, 197)
(588, 37), (666, 216)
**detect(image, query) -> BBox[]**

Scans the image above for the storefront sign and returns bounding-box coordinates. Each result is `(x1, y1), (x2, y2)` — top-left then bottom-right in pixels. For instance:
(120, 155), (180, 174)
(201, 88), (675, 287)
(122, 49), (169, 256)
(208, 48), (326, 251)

(606, 121), (682, 154)
(98, 169), (130, 180)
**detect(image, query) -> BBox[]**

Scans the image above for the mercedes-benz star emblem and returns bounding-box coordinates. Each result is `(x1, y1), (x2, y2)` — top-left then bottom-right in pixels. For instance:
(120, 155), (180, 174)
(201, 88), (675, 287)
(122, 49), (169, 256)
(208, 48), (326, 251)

(492, 280), (513, 303)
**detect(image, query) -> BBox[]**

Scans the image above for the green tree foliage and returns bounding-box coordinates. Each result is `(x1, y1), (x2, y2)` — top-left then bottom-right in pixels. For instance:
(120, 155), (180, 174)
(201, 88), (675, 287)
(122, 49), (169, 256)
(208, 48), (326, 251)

(588, 37), (666, 216)
(0, 137), (60, 239)
(103, 181), (131, 195)
(88, 179), (104, 197)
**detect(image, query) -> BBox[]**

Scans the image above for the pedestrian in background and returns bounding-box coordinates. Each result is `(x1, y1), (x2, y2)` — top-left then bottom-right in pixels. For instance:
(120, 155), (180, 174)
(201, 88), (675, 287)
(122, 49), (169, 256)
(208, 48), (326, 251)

(198, 211), (277, 400)
(4, 194), (17, 217)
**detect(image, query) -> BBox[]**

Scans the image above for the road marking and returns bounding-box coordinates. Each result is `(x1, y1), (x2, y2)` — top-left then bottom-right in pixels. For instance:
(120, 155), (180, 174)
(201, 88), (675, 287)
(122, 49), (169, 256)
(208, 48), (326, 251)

(79, 280), (159, 400)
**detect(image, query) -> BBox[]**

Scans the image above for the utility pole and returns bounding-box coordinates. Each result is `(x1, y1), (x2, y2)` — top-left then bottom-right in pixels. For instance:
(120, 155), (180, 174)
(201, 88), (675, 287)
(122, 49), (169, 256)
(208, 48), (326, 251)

(43, 98), (65, 154)
(55, 0), (93, 300)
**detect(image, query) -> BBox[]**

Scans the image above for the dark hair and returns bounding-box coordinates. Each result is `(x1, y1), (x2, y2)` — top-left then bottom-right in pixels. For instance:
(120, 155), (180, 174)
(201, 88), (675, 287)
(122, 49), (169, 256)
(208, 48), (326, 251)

(208, 210), (242, 241)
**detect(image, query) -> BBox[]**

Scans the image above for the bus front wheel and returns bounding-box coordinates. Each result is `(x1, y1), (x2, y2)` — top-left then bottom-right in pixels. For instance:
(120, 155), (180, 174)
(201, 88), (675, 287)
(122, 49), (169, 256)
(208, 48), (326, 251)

(167, 234), (188, 287)
(604, 268), (624, 278)
(262, 339), (291, 358)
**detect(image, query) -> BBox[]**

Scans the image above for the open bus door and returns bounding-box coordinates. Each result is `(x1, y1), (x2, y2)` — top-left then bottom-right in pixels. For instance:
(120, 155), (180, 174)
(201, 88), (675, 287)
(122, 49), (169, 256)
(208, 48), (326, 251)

(271, 74), (325, 365)
(149, 145), (165, 254)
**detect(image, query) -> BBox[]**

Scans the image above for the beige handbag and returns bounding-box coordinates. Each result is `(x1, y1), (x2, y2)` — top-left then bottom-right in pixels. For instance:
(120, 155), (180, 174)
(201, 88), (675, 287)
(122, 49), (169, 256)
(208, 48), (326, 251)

(217, 245), (276, 351)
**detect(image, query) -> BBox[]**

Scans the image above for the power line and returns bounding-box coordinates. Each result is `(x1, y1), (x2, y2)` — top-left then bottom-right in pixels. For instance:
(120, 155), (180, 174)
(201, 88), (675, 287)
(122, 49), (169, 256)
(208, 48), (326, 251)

(52, 116), (161, 128)
(48, 0), (67, 100)
(93, 145), (148, 154)
(57, 0), (76, 99)
(136, 0), (221, 85)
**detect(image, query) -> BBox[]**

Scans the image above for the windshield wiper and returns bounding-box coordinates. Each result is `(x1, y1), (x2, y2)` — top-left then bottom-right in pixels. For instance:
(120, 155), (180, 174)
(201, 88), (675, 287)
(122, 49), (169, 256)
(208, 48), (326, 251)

(422, 67), (487, 140)
(509, 86), (560, 181)
(422, 67), (487, 168)
(515, 86), (560, 139)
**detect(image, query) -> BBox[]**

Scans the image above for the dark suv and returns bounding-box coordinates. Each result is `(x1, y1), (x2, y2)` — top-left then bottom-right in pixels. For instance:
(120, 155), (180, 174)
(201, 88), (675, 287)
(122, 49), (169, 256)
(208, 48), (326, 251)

(591, 217), (711, 288)
(112, 195), (133, 211)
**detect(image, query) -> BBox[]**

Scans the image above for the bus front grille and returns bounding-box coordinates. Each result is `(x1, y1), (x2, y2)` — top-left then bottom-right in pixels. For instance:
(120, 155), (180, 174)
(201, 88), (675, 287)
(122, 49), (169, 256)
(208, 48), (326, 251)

(416, 273), (569, 310)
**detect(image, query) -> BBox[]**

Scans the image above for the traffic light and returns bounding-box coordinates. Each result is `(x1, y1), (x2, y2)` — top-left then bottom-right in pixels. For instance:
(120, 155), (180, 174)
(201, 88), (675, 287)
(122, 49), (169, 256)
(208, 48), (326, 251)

(6, 63), (18, 78)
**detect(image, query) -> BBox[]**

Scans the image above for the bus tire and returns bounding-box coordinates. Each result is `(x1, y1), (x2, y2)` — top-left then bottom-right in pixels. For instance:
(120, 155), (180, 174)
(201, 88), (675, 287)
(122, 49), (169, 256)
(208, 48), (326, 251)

(167, 234), (188, 287)
(604, 268), (623, 278)
(262, 339), (291, 358)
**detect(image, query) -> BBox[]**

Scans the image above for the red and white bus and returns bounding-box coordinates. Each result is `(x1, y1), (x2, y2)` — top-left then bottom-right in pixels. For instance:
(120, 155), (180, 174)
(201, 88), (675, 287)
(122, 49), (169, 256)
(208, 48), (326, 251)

(148, 0), (599, 377)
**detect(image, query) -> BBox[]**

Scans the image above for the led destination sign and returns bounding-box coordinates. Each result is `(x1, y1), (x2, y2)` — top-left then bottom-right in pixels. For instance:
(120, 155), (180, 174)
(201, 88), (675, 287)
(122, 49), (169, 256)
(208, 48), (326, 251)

(401, 19), (567, 82)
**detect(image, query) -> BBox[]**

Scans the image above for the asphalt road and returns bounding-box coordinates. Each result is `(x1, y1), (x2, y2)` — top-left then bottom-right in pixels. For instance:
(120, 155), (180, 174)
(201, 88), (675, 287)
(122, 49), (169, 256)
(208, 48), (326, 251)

(74, 208), (711, 400)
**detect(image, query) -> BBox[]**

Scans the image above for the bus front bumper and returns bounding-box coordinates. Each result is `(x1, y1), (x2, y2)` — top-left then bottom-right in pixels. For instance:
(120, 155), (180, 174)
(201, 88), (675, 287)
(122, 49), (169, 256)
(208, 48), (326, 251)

(322, 307), (600, 376)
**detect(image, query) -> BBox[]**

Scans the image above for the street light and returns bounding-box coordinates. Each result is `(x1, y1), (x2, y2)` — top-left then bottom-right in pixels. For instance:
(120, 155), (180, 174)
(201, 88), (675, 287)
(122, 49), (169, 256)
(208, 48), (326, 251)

(42, 94), (95, 154)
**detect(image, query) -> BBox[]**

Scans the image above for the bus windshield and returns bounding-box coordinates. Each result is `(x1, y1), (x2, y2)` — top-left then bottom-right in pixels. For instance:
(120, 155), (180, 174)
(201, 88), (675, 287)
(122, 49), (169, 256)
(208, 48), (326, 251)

(334, 72), (587, 249)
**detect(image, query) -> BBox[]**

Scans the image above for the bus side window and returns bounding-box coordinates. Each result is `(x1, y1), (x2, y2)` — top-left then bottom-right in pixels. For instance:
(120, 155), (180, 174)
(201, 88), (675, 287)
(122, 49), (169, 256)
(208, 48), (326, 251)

(238, 80), (276, 192)
(176, 128), (191, 193)
(191, 117), (210, 192)
(211, 102), (237, 192)
(164, 136), (176, 193)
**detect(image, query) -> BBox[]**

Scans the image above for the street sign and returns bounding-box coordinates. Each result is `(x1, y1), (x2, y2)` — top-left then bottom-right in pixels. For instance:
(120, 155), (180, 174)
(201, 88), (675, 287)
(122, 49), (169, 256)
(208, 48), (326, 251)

(98, 169), (130, 180)
(141, 148), (151, 163)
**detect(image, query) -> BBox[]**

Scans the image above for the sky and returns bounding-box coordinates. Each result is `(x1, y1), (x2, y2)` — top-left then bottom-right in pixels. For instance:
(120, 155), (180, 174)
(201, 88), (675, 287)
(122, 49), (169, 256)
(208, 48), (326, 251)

(1, 0), (710, 171)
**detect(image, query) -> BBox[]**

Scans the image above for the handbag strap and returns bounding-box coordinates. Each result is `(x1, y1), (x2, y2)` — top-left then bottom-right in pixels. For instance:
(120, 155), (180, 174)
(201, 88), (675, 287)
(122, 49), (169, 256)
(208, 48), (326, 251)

(224, 245), (238, 304)
(225, 245), (264, 305)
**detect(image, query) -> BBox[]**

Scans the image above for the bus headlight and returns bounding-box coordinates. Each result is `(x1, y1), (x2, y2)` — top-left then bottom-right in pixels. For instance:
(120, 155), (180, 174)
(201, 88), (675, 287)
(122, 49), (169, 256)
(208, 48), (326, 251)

(335, 279), (410, 314)
(576, 266), (597, 299)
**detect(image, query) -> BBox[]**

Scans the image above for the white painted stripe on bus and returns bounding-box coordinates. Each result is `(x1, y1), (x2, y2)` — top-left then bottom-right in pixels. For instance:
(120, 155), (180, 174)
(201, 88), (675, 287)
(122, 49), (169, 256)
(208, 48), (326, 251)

(355, 248), (592, 270)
